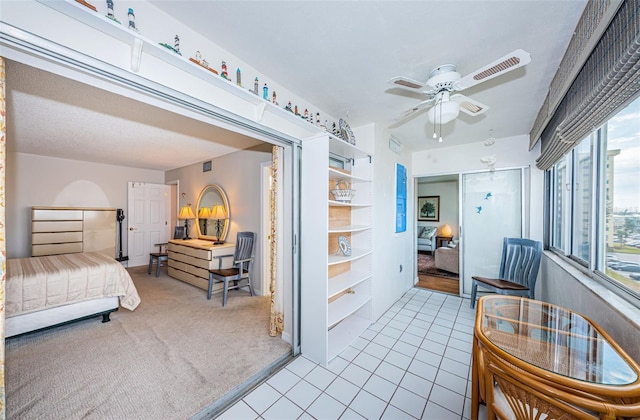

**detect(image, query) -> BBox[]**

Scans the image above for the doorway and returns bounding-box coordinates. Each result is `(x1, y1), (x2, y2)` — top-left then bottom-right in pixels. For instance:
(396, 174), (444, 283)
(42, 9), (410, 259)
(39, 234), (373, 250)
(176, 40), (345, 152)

(415, 174), (460, 294)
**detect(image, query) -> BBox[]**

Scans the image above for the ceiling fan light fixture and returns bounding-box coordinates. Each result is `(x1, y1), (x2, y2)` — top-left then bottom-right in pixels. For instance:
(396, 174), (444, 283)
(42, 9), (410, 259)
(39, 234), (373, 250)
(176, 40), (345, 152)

(427, 100), (460, 124)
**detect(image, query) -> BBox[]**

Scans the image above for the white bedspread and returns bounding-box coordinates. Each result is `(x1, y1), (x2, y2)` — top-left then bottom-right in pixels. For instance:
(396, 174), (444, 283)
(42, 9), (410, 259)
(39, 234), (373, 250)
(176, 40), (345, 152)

(6, 252), (141, 318)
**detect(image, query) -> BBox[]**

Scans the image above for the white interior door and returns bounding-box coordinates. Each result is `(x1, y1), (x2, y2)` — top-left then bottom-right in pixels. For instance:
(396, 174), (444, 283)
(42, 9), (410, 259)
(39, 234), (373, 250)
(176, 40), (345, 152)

(127, 182), (172, 267)
(460, 168), (524, 296)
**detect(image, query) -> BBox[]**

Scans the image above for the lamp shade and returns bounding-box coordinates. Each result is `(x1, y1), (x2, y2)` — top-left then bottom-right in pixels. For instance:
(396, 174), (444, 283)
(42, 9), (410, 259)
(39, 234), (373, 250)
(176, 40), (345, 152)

(211, 205), (228, 220)
(178, 205), (195, 220)
(198, 207), (212, 219)
(441, 224), (453, 237)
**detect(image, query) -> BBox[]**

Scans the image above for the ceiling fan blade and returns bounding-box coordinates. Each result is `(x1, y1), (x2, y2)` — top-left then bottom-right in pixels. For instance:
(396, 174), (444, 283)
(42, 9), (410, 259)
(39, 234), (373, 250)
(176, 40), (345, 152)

(451, 94), (489, 116)
(388, 98), (435, 127)
(388, 76), (427, 91)
(454, 49), (531, 91)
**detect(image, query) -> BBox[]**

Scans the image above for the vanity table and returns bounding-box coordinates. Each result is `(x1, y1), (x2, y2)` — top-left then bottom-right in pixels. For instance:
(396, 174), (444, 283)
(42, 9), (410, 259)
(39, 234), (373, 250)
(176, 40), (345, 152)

(168, 184), (234, 296)
(167, 239), (235, 294)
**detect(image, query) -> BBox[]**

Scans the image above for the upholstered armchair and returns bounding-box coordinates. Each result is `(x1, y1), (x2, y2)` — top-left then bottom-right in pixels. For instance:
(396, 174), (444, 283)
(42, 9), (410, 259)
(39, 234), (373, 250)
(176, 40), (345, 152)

(417, 226), (437, 254)
(435, 243), (460, 274)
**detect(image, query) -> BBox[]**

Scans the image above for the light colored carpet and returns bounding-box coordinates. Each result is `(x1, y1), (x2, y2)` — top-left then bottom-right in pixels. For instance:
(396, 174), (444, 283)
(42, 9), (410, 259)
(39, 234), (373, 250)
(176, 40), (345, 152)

(6, 265), (291, 419)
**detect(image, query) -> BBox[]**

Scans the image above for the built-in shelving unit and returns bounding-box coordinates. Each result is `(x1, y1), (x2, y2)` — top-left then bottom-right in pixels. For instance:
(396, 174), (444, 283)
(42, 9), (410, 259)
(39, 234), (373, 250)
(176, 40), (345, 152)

(301, 133), (373, 366)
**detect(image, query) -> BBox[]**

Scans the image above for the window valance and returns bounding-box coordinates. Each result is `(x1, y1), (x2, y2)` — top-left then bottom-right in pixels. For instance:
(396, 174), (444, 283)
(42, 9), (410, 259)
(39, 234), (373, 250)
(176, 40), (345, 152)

(535, 0), (640, 170)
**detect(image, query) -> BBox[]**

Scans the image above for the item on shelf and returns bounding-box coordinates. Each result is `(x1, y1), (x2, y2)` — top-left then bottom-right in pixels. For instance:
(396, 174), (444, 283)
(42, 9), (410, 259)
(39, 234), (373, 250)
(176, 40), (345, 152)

(221, 61), (230, 80)
(285, 102), (293, 112)
(127, 8), (137, 31)
(105, 0), (120, 23)
(272, 91), (277, 104)
(159, 36), (181, 55)
(331, 179), (356, 203)
(338, 235), (352, 257)
(332, 122), (339, 136)
(76, 0), (97, 12)
(303, 109), (309, 120)
(174, 35), (181, 55)
(236, 68), (242, 87)
(189, 54), (218, 75)
(339, 118), (356, 145)
(294, 105), (299, 116)
(263, 83), (268, 100)
(322, 119), (328, 130)
(316, 112), (320, 126)
(253, 77), (259, 95)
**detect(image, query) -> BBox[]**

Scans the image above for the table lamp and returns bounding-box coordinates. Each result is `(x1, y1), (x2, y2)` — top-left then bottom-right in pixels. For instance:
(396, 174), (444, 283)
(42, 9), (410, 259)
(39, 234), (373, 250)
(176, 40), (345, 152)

(198, 207), (212, 235)
(211, 204), (228, 244)
(441, 224), (452, 237)
(178, 205), (195, 239)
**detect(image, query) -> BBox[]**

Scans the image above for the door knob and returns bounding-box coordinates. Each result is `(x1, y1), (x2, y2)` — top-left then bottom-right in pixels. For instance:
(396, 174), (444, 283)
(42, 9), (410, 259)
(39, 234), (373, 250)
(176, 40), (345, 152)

(129, 227), (137, 231)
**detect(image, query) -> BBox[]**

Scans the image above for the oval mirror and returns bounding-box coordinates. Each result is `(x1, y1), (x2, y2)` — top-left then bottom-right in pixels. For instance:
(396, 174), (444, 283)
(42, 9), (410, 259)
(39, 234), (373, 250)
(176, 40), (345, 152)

(195, 184), (230, 244)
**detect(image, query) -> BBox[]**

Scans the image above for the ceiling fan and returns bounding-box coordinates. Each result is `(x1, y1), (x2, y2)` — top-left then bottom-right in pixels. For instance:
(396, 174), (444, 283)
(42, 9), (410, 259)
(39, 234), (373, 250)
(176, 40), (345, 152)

(387, 49), (531, 127)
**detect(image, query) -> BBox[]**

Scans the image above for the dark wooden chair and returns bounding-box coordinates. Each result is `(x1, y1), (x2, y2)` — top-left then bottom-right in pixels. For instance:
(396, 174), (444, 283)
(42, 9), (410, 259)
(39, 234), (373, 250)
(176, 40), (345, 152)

(148, 243), (169, 277)
(470, 237), (542, 308)
(208, 232), (256, 306)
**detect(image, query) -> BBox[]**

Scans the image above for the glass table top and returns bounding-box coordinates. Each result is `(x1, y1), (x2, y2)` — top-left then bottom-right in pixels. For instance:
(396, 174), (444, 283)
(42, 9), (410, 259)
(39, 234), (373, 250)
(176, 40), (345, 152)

(477, 296), (638, 386)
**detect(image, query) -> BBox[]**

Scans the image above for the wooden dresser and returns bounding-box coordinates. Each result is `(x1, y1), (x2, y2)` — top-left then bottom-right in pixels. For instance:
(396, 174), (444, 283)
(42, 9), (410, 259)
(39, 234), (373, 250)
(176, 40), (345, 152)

(31, 206), (116, 257)
(167, 239), (236, 294)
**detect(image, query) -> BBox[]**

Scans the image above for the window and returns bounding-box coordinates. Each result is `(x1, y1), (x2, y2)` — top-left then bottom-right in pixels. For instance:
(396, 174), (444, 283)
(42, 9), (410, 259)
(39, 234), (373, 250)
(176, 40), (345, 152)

(548, 95), (640, 299)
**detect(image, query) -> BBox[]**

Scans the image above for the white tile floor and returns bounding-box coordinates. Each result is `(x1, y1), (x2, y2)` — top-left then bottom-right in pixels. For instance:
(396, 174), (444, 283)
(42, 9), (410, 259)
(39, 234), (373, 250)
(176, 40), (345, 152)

(219, 287), (488, 420)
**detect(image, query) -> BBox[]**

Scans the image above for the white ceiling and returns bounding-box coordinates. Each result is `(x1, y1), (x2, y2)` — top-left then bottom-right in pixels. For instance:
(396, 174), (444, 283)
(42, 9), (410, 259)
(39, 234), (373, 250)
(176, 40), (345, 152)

(6, 1), (588, 171)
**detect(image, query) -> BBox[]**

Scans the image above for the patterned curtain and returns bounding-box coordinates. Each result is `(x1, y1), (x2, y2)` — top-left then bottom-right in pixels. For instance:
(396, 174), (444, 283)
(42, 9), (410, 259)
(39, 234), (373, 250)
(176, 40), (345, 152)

(269, 145), (284, 336)
(0, 56), (7, 417)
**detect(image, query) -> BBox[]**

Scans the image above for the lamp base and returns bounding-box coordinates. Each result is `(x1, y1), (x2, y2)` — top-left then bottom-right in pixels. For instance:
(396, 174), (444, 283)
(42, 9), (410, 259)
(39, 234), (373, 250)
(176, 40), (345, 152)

(213, 240), (224, 245)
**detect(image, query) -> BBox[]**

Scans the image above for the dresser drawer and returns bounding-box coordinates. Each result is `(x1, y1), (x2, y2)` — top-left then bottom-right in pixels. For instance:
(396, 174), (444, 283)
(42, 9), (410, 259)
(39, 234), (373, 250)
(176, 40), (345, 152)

(32, 242), (83, 256)
(168, 243), (212, 260)
(32, 221), (83, 233)
(32, 231), (83, 245)
(168, 250), (214, 270)
(32, 209), (83, 221)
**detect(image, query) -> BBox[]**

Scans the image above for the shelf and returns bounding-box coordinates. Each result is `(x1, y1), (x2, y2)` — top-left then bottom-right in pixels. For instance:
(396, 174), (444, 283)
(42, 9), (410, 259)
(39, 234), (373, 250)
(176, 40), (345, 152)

(40, 0), (333, 135)
(328, 315), (371, 361)
(328, 225), (371, 233)
(328, 200), (372, 207)
(328, 135), (371, 161)
(328, 168), (371, 183)
(328, 248), (371, 265)
(328, 292), (371, 328)
(328, 271), (372, 299)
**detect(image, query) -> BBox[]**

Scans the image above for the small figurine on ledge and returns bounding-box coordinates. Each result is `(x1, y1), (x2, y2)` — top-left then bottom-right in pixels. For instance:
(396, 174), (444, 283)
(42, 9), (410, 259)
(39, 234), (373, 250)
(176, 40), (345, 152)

(221, 61), (230, 80)
(128, 8), (138, 31)
(253, 77), (259, 95)
(285, 102), (293, 113)
(159, 35), (181, 55)
(105, 0), (120, 23)
(236, 68), (242, 87)
(272, 91), (277, 105)
(76, 0), (97, 12)
(263, 83), (268, 100)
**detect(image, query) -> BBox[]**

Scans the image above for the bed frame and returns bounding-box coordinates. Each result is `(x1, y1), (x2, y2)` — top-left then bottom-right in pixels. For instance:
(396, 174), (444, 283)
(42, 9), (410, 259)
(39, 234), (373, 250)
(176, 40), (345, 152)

(5, 297), (119, 338)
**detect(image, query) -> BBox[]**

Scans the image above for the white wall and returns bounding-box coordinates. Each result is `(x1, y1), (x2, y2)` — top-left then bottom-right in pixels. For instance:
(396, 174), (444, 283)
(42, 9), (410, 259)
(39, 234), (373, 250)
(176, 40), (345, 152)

(6, 152), (164, 259)
(369, 124), (415, 321)
(417, 181), (459, 239)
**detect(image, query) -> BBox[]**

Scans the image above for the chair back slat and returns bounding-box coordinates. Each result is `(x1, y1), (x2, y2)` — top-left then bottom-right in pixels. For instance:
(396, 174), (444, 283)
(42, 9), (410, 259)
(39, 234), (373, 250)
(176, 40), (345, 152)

(499, 238), (542, 290)
(234, 232), (256, 271)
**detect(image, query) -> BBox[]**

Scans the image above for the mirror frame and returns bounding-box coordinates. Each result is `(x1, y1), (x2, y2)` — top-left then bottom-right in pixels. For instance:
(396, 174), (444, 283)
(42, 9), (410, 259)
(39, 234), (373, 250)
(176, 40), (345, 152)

(194, 184), (230, 242)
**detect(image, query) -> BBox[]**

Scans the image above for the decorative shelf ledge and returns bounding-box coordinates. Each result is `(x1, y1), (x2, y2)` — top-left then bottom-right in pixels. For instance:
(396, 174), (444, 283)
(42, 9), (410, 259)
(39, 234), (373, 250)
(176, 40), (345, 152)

(328, 271), (372, 299)
(328, 292), (371, 328)
(328, 248), (371, 265)
(328, 225), (371, 233)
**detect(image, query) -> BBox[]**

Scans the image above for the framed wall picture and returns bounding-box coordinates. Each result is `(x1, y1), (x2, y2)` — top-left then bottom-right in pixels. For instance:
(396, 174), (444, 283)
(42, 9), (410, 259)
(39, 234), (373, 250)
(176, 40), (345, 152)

(418, 196), (440, 221)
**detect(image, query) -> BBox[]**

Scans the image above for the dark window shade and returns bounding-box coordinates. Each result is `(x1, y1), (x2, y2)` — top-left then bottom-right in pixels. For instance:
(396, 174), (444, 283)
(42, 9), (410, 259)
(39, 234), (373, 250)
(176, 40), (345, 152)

(536, 0), (640, 170)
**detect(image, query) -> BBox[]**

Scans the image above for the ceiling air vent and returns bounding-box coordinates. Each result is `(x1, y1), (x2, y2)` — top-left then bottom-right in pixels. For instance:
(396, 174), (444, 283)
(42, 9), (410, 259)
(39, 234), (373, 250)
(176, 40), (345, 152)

(460, 101), (484, 114)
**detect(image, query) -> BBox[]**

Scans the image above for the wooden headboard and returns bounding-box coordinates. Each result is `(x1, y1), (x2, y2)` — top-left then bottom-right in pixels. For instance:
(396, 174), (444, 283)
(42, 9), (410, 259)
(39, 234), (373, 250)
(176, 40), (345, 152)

(31, 207), (117, 257)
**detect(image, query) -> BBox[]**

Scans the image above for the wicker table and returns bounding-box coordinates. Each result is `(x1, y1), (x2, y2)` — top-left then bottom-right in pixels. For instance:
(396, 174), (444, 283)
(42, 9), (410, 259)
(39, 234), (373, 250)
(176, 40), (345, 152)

(471, 296), (640, 419)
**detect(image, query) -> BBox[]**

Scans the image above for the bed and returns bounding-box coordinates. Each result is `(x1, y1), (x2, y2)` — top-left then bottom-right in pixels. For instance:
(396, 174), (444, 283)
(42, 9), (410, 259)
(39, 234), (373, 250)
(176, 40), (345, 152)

(5, 252), (141, 338)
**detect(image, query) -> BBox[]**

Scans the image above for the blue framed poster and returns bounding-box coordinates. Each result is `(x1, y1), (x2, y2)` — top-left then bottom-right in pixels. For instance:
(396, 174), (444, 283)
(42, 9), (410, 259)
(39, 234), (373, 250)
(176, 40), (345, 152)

(395, 163), (407, 233)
